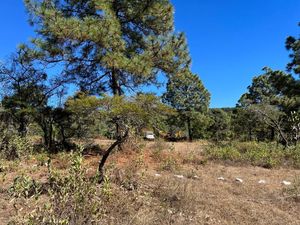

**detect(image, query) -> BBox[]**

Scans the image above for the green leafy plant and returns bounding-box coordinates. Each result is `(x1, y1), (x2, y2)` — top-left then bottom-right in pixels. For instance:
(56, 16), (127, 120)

(9, 174), (42, 198)
(204, 142), (286, 168)
(19, 148), (102, 225)
(0, 133), (33, 160)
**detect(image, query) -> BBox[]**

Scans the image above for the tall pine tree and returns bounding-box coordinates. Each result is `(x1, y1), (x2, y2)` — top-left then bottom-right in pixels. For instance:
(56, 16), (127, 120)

(24, 0), (191, 95)
(163, 69), (210, 141)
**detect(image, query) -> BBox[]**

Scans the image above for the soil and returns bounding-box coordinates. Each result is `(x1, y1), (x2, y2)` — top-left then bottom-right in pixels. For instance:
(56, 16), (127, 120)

(1, 140), (300, 225)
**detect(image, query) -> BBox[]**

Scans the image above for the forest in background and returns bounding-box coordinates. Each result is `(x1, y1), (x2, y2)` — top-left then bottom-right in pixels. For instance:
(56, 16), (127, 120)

(0, 1), (299, 156)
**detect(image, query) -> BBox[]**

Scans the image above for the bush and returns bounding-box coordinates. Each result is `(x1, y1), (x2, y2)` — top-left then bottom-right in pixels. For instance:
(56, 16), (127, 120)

(9, 174), (42, 198)
(15, 149), (103, 224)
(205, 145), (241, 161)
(0, 132), (33, 160)
(204, 142), (286, 168)
(285, 144), (300, 168)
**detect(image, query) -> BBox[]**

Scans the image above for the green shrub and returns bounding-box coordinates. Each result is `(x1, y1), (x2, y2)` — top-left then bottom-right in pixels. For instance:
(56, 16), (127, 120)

(205, 145), (241, 161)
(17, 149), (102, 225)
(0, 133), (33, 160)
(204, 142), (287, 168)
(9, 174), (42, 198)
(35, 153), (49, 166)
(285, 145), (300, 168)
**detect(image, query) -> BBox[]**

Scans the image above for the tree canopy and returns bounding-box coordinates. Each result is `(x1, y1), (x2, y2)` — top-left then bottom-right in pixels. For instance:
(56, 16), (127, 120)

(24, 0), (191, 95)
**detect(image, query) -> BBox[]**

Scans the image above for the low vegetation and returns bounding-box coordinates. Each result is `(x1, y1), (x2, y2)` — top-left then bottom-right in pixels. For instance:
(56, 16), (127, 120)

(204, 142), (300, 169)
(0, 140), (299, 225)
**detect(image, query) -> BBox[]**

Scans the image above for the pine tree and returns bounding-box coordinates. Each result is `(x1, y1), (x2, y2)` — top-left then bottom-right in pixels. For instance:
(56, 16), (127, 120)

(163, 69), (210, 141)
(0, 48), (48, 137)
(24, 0), (191, 95)
(286, 23), (300, 76)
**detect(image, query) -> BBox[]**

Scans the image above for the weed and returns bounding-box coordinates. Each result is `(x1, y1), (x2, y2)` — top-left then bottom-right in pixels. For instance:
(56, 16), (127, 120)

(204, 142), (290, 168)
(13, 148), (102, 224)
(283, 176), (300, 202)
(160, 155), (180, 172)
(35, 153), (49, 166)
(102, 175), (112, 197)
(0, 134), (33, 160)
(182, 151), (207, 165)
(151, 140), (169, 161)
(9, 174), (42, 199)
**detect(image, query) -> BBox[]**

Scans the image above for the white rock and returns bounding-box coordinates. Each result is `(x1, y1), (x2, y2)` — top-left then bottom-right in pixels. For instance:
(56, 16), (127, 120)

(154, 173), (161, 177)
(167, 209), (173, 214)
(217, 177), (225, 181)
(281, 180), (292, 186)
(258, 180), (266, 184)
(193, 175), (199, 179)
(235, 178), (243, 183)
(174, 174), (184, 179)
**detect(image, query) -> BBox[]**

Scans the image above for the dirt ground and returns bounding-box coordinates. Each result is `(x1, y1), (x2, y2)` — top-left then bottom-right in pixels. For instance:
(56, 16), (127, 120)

(1, 140), (300, 224)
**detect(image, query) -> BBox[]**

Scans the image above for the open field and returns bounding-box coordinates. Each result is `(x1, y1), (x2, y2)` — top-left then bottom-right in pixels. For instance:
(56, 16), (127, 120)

(1, 140), (300, 225)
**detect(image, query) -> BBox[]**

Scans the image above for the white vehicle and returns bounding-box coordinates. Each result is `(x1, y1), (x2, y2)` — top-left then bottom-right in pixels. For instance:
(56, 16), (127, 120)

(144, 131), (155, 141)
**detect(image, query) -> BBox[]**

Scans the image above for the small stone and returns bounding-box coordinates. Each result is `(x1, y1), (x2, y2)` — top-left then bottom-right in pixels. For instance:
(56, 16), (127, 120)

(281, 180), (291, 186)
(174, 174), (184, 179)
(258, 180), (266, 184)
(217, 177), (225, 181)
(235, 178), (243, 183)
(154, 173), (161, 177)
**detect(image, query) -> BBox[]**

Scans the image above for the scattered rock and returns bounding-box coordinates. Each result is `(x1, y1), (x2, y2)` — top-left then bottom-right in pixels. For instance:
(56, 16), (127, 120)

(174, 174), (184, 179)
(281, 180), (292, 186)
(154, 173), (161, 177)
(193, 175), (199, 179)
(167, 209), (173, 214)
(258, 180), (266, 184)
(235, 178), (243, 183)
(217, 177), (225, 181)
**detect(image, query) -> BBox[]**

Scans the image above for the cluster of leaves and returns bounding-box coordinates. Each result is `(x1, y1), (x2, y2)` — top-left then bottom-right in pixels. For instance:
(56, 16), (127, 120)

(0, 128), (33, 160)
(9, 174), (42, 199)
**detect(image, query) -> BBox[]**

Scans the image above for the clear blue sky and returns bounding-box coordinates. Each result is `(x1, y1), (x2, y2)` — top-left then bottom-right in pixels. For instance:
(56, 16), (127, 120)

(0, 0), (299, 108)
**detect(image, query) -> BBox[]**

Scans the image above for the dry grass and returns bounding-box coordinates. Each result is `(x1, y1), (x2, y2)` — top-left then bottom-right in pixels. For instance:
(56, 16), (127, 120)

(1, 140), (300, 224)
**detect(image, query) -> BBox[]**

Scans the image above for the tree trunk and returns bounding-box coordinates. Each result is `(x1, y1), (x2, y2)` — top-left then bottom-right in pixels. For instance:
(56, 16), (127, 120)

(111, 70), (122, 96)
(111, 69), (123, 150)
(248, 127), (252, 141)
(60, 125), (67, 148)
(270, 127), (275, 141)
(43, 129), (49, 147)
(18, 117), (28, 137)
(98, 128), (129, 183)
(187, 117), (192, 142)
